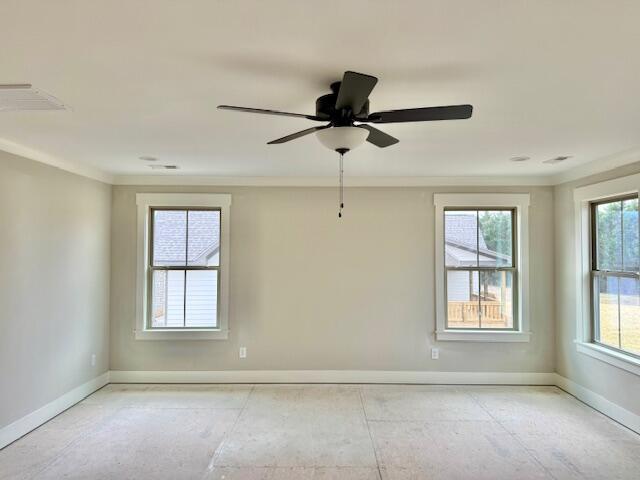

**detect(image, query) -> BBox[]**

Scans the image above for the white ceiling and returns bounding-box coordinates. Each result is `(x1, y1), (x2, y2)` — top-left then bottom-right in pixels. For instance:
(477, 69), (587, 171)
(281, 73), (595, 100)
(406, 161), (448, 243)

(1, 0), (640, 182)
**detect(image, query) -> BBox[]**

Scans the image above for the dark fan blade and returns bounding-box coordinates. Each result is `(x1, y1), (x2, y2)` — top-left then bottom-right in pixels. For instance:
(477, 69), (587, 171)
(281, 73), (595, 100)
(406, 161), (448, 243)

(334, 71), (378, 115)
(357, 125), (399, 148)
(267, 125), (330, 144)
(218, 105), (321, 121)
(368, 104), (473, 123)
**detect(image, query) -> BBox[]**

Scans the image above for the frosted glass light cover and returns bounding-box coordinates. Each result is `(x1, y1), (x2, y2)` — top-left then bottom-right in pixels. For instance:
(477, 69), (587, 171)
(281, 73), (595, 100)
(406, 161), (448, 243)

(316, 126), (369, 151)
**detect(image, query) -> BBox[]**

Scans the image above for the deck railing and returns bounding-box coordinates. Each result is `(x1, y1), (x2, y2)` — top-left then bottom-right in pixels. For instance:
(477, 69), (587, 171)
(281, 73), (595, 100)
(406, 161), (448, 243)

(447, 301), (511, 328)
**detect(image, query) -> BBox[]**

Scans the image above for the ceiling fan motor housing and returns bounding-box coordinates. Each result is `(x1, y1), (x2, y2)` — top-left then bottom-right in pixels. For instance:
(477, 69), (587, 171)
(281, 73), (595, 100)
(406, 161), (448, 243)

(315, 89), (370, 125)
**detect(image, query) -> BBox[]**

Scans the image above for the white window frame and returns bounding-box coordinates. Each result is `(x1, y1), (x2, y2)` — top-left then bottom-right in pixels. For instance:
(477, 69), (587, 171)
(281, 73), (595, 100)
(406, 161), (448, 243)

(574, 174), (640, 376)
(434, 193), (531, 342)
(135, 193), (231, 340)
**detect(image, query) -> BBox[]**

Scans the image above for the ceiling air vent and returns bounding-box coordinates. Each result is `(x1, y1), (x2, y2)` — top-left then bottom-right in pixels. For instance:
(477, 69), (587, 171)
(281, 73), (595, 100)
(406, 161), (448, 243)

(149, 164), (179, 170)
(543, 155), (572, 165)
(0, 84), (67, 111)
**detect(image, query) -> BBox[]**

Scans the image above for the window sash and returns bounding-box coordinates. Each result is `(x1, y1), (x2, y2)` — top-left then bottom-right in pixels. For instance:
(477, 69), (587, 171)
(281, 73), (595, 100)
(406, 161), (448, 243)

(444, 207), (517, 269)
(590, 194), (638, 274)
(590, 195), (640, 358)
(444, 208), (518, 330)
(591, 270), (639, 279)
(149, 206), (221, 267)
(590, 272), (640, 360)
(147, 207), (222, 330)
(444, 267), (518, 331)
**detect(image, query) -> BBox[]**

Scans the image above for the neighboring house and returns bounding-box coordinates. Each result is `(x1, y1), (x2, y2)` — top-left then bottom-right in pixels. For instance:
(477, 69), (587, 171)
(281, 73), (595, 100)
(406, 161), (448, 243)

(152, 211), (220, 327)
(445, 214), (509, 302)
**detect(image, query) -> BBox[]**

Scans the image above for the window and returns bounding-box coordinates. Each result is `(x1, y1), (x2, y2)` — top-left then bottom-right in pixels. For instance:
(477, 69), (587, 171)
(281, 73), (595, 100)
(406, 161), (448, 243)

(444, 209), (516, 330)
(434, 194), (530, 342)
(590, 196), (640, 358)
(574, 174), (640, 376)
(150, 208), (220, 329)
(136, 194), (231, 340)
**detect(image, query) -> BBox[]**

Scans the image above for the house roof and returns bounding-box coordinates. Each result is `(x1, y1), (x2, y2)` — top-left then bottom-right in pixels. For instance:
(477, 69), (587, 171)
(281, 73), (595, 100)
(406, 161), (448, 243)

(445, 213), (511, 267)
(445, 214), (487, 250)
(153, 210), (220, 266)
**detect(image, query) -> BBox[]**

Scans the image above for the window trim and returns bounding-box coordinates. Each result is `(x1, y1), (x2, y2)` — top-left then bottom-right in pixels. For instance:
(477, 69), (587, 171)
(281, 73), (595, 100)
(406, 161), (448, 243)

(574, 175), (640, 374)
(589, 195), (640, 357)
(135, 193), (231, 340)
(434, 193), (531, 342)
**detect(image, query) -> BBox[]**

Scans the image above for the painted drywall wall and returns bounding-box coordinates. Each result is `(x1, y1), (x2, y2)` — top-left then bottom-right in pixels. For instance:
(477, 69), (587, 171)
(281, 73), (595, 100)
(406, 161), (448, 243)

(554, 161), (640, 417)
(110, 184), (554, 372)
(0, 152), (111, 429)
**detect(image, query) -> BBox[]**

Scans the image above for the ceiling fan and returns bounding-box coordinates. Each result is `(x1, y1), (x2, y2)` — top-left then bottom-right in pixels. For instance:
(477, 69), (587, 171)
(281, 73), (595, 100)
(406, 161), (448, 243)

(218, 70), (473, 153)
(218, 71), (473, 218)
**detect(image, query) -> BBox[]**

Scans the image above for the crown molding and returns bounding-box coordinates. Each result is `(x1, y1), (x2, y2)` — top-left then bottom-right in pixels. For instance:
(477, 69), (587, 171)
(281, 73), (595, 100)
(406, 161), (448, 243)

(0, 139), (114, 184)
(112, 174), (555, 187)
(551, 147), (640, 185)
(4, 138), (640, 188)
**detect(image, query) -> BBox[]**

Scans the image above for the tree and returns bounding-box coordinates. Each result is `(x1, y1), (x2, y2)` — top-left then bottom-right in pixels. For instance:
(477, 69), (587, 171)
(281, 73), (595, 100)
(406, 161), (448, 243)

(479, 211), (512, 261)
(596, 199), (638, 272)
(478, 211), (513, 300)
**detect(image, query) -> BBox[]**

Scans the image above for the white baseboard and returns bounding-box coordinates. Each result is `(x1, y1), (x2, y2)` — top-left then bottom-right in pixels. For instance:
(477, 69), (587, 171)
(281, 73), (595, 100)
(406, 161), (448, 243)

(109, 369), (557, 385)
(554, 373), (640, 434)
(0, 372), (110, 450)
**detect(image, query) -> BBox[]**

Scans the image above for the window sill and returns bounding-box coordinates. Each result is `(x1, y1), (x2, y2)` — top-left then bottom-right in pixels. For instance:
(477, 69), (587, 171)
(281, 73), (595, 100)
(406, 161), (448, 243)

(134, 329), (228, 341)
(435, 330), (531, 342)
(575, 341), (640, 376)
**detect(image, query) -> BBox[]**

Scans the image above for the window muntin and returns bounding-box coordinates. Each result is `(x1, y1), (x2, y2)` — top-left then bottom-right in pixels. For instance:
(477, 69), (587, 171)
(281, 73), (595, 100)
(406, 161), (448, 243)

(148, 208), (221, 329)
(591, 196), (640, 357)
(444, 208), (516, 330)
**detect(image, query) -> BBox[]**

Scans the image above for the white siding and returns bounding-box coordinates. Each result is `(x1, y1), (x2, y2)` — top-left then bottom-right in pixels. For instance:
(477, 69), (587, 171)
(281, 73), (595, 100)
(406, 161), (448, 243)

(165, 270), (185, 326)
(447, 270), (474, 301)
(152, 270), (218, 328)
(185, 270), (218, 327)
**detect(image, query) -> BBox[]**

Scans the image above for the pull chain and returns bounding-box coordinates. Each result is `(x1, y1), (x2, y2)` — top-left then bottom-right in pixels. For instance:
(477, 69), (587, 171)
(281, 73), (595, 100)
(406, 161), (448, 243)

(338, 151), (344, 218)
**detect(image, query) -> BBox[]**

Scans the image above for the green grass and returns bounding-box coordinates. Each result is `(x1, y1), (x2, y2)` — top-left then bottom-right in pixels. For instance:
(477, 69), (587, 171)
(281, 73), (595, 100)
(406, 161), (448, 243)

(599, 294), (640, 355)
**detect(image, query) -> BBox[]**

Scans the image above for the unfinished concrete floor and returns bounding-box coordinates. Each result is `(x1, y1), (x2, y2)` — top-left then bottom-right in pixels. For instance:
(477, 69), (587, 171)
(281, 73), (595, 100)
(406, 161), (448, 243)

(1, 384), (639, 479)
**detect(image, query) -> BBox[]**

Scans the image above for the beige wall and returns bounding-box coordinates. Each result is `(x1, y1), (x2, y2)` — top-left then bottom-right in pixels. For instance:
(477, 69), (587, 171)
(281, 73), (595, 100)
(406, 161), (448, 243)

(0, 152), (111, 429)
(5, 147), (640, 431)
(554, 161), (640, 417)
(110, 184), (555, 373)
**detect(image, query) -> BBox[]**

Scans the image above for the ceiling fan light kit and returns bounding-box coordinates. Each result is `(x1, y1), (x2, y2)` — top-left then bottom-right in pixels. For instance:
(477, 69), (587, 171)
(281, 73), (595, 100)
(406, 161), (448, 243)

(218, 70), (473, 217)
(316, 126), (369, 152)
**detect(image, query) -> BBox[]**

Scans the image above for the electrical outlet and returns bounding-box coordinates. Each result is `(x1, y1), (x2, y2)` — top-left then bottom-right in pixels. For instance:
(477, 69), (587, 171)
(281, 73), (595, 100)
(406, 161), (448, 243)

(239, 347), (247, 359)
(91, 353), (96, 367)
(431, 348), (439, 360)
